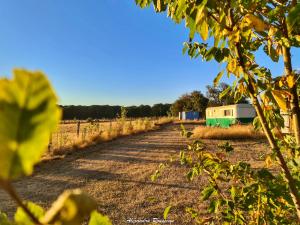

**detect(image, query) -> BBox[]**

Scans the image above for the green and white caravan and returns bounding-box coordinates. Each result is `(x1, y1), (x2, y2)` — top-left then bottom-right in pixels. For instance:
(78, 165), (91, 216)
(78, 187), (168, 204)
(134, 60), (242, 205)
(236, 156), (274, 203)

(206, 104), (256, 128)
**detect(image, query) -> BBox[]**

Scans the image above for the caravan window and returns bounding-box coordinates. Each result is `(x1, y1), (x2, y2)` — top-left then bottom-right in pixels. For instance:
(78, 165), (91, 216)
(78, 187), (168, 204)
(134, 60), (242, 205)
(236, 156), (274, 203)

(224, 109), (232, 116)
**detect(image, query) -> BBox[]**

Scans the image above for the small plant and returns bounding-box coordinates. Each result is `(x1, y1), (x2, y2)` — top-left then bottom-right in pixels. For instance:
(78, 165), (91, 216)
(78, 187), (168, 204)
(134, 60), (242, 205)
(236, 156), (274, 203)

(180, 139), (298, 224)
(81, 127), (87, 142)
(180, 124), (193, 138)
(121, 106), (128, 121)
(151, 163), (166, 182)
(143, 118), (152, 130)
(217, 141), (234, 153)
(59, 132), (69, 149)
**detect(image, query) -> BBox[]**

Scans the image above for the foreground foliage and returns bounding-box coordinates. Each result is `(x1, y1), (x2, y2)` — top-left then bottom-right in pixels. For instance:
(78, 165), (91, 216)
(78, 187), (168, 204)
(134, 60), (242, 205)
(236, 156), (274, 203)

(192, 125), (265, 140)
(152, 127), (300, 224)
(136, 0), (300, 223)
(180, 138), (298, 224)
(0, 70), (112, 225)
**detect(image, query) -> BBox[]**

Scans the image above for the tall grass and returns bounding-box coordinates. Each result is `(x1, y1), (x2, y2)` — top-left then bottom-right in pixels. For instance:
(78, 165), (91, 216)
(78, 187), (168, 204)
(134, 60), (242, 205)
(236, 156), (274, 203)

(192, 125), (265, 140)
(50, 117), (173, 156)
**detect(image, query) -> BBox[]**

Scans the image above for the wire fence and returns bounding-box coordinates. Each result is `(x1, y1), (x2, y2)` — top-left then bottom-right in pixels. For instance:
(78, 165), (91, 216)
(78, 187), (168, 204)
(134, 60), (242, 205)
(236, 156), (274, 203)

(47, 117), (173, 155)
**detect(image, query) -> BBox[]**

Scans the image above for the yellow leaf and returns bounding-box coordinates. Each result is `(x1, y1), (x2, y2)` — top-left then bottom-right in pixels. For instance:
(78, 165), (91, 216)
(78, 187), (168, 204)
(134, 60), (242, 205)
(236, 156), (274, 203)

(227, 58), (236, 74)
(245, 14), (268, 32)
(200, 18), (209, 41)
(271, 90), (290, 112)
(286, 75), (295, 88)
(231, 30), (240, 43)
(279, 80), (284, 87)
(265, 155), (273, 168)
(268, 26), (277, 37)
(195, 0), (207, 25)
(157, 0), (162, 11)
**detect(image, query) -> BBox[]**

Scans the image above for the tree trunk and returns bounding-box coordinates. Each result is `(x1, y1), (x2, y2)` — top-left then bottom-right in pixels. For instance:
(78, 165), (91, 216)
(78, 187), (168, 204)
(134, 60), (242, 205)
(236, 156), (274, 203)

(235, 42), (300, 220)
(250, 91), (300, 220)
(282, 46), (300, 144)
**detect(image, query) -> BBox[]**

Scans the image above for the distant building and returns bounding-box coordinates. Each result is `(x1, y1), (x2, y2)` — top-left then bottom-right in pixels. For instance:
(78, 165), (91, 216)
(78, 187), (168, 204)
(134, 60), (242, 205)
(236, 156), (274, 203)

(206, 104), (256, 128)
(179, 111), (200, 120)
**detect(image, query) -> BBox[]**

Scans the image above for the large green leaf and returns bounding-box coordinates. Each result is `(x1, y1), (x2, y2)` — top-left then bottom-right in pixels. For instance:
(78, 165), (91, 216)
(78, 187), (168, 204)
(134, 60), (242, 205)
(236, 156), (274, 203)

(14, 202), (45, 225)
(0, 69), (61, 180)
(202, 185), (216, 201)
(88, 211), (112, 225)
(287, 4), (300, 35)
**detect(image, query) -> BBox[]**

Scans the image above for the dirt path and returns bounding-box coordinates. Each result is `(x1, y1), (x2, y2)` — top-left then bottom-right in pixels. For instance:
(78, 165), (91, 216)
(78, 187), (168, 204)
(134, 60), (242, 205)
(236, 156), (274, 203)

(0, 124), (269, 224)
(0, 124), (202, 224)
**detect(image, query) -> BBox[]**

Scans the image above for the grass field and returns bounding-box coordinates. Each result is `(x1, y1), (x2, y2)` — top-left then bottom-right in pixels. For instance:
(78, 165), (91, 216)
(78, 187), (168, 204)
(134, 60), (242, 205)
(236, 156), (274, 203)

(192, 124), (266, 140)
(48, 117), (174, 156)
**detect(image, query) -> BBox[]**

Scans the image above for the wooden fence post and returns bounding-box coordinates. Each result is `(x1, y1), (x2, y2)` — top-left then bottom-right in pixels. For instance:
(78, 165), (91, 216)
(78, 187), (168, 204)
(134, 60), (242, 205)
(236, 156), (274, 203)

(48, 135), (52, 153)
(77, 121), (81, 138)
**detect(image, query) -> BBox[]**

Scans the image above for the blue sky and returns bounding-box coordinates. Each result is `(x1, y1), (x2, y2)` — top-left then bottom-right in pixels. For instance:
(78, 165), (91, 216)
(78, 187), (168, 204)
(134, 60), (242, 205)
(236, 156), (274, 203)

(0, 0), (299, 106)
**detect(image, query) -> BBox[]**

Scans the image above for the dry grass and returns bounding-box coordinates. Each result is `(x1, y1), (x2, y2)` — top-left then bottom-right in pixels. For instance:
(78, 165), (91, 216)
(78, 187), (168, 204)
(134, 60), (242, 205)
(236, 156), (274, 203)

(174, 119), (206, 125)
(192, 125), (265, 140)
(49, 117), (174, 156)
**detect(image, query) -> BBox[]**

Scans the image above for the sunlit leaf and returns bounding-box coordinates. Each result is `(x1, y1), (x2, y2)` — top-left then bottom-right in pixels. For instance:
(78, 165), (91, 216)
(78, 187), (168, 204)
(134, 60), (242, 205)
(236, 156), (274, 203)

(219, 86), (231, 100)
(214, 70), (224, 87)
(244, 14), (268, 32)
(263, 44), (279, 62)
(271, 90), (290, 112)
(153, 0), (167, 12)
(208, 200), (220, 213)
(163, 206), (172, 220)
(88, 211), (112, 225)
(200, 18), (209, 41)
(202, 186), (215, 201)
(15, 202), (45, 225)
(0, 69), (61, 180)
(286, 75), (295, 89)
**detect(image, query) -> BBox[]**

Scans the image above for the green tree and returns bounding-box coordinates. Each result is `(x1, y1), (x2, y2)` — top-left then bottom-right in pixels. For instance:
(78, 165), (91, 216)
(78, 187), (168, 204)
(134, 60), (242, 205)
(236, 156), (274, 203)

(152, 103), (172, 117)
(206, 82), (249, 106)
(136, 0), (300, 221)
(171, 91), (208, 116)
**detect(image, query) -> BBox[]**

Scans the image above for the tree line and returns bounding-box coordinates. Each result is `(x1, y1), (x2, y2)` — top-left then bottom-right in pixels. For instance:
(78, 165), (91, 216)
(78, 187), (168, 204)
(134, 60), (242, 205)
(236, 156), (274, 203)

(62, 83), (248, 120)
(61, 104), (172, 120)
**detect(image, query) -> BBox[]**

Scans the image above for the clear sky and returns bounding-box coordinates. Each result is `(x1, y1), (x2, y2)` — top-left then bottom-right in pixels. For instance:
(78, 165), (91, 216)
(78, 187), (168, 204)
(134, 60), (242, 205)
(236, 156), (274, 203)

(0, 0), (299, 106)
